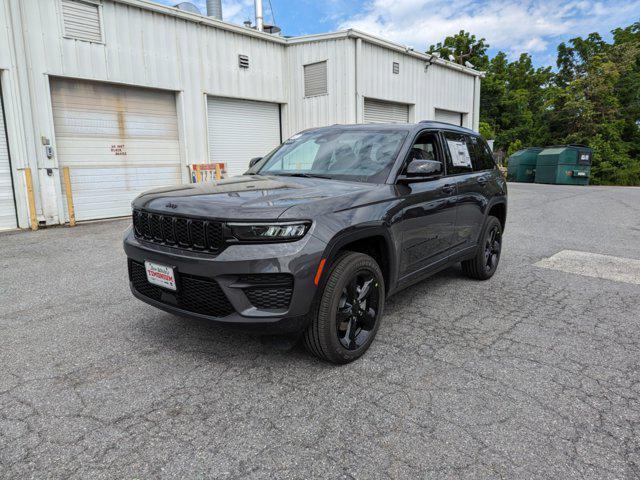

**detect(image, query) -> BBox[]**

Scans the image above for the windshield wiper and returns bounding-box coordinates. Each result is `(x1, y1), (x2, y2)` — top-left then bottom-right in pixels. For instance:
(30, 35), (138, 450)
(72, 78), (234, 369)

(271, 172), (332, 179)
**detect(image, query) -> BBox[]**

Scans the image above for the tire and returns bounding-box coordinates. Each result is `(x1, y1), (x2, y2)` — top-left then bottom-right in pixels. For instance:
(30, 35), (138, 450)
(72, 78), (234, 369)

(461, 215), (503, 280)
(303, 252), (385, 364)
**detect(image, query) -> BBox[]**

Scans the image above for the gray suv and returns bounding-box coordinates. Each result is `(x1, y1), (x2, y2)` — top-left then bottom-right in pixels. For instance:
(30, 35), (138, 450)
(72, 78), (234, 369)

(123, 122), (507, 363)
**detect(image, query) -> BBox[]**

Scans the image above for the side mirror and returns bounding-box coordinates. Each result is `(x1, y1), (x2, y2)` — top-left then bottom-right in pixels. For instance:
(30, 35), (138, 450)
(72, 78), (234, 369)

(405, 159), (442, 177)
(249, 157), (262, 168)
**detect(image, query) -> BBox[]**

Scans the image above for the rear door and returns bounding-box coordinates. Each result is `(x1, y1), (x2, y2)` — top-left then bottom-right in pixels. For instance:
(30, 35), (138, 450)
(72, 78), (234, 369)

(442, 131), (488, 248)
(396, 129), (457, 280)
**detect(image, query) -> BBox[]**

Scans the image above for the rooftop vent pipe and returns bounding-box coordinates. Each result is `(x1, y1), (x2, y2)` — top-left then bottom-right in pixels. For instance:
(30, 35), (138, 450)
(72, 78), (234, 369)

(206, 0), (222, 20)
(254, 0), (263, 32)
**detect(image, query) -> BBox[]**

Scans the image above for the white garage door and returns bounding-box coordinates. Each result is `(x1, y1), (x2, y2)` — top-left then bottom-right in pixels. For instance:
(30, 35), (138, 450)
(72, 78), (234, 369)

(0, 80), (17, 231)
(435, 108), (464, 127)
(364, 98), (409, 124)
(51, 78), (182, 221)
(207, 97), (281, 176)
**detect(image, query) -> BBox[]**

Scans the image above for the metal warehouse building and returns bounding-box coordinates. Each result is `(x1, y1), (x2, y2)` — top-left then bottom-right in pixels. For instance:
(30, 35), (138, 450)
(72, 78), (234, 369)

(0, 0), (482, 230)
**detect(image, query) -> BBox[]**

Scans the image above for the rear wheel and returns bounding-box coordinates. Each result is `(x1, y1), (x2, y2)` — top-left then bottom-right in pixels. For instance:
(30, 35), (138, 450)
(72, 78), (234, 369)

(461, 215), (502, 280)
(303, 252), (385, 364)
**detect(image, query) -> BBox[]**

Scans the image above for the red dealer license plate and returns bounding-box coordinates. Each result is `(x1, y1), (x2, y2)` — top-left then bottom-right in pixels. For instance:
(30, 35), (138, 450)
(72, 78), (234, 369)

(145, 261), (177, 291)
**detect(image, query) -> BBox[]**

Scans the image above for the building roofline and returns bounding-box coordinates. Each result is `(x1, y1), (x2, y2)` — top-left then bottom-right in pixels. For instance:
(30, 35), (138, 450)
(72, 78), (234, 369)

(287, 30), (484, 77)
(112, 1), (484, 78)
(113, 0), (288, 43)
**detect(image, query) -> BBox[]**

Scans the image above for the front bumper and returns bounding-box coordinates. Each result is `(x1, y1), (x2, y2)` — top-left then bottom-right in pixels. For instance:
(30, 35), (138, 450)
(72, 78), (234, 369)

(123, 227), (326, 333)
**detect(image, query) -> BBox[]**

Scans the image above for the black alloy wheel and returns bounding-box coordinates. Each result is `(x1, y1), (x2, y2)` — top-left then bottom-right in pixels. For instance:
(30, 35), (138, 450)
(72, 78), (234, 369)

(461, 215), (503, 280)
(336, 270), (381, 350)
(484, 224), (502, 273)
(303, 251), (385, 364)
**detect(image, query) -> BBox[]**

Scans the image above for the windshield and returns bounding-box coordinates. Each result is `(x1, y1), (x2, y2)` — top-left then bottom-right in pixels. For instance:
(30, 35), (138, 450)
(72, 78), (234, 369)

(252, 128), (407, 183)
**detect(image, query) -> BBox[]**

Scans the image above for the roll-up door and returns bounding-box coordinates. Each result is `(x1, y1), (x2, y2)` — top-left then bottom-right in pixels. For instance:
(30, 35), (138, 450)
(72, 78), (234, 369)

(364, 98), (409, 124)
(0, 79), (17, 231)
(207, 97), (281, 176)
(434, 108), (464, 127)
(51, 78), (182, 221)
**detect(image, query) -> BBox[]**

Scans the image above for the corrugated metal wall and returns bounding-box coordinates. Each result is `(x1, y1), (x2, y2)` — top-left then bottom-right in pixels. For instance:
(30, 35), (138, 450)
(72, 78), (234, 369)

(360, 42), (476, 128)
(284, 39), (356, 137)
(1, 0), (480, 228)
(11, 0), (288, 225)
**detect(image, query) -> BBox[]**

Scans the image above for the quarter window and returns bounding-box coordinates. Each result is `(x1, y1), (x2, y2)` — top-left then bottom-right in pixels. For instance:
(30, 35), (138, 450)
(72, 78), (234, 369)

(465, 135), (495, 171)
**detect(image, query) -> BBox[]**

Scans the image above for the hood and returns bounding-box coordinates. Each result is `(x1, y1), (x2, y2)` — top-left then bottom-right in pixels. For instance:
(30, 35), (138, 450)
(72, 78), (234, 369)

(132, 175), (379, 220)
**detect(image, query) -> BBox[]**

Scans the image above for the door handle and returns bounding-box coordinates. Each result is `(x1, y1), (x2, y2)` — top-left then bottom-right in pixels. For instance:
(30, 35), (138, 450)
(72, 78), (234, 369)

(442, 184), (455, 194)
(477, 176), (488, 185)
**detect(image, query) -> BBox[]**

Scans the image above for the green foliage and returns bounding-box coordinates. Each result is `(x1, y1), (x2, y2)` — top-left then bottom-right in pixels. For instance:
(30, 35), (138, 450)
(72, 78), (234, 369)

(479, 121), (495, 139)
(506, 139), (523, 158)
(428, 22), (640, 185)
(428, 30), (490, 70)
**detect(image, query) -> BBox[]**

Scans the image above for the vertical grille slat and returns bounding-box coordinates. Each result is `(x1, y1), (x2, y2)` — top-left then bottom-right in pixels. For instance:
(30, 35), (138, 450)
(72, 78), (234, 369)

(190, 220), (206, 250)
(162, 216), (176, 245)
(140, 212), (151, 238)
(132, 209), (225, 254)
(149, 214), (163, 241)
(206, 222), (224, 253)
(175, 218), (190, 247)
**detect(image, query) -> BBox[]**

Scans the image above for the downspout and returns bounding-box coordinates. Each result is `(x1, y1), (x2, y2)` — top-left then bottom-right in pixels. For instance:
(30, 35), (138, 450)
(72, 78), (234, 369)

(473, 75), (481, 132)
(355, 37), (363, 123)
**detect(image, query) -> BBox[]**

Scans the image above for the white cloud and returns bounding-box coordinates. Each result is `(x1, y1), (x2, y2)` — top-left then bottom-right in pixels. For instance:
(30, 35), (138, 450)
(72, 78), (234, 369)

(174, 0), (255, 24)
(338, 0), (640, 60)
(220, 0), (255, 24)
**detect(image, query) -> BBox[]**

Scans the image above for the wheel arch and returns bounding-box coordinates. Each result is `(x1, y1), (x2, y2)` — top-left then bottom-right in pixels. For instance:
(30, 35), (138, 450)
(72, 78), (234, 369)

(486, 199), (507, 231)
(319, 225), (397, 294)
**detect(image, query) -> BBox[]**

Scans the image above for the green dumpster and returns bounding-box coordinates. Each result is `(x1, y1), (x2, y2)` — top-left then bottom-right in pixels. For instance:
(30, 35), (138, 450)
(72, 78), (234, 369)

(506, 147), (542, 182)
(535, 145), (592, 185)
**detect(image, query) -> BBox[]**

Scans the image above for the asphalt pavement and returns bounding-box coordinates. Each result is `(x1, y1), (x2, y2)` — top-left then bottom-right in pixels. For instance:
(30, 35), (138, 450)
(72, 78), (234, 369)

(1, 183), (639, 479)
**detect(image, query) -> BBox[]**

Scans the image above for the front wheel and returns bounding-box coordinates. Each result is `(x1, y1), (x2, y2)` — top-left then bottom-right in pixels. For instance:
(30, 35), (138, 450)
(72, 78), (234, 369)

(461, 216), (503, 280)
(303, 252), (385, 364)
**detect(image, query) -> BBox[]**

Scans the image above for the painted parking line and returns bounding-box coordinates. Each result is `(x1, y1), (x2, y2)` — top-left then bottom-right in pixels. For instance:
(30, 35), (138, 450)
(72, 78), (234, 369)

(535, 250), (640, 285)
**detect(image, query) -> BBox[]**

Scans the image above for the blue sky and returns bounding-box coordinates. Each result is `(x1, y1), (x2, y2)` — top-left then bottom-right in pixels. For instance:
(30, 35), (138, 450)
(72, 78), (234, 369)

(156, 0), (640, 67)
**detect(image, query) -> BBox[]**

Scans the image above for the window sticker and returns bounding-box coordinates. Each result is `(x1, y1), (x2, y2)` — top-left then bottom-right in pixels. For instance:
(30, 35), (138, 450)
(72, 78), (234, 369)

(447, 140), (472, 168)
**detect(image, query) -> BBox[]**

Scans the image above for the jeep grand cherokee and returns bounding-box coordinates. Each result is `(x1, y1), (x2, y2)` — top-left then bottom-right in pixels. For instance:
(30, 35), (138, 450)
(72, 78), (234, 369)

(123, 122), (507, 363)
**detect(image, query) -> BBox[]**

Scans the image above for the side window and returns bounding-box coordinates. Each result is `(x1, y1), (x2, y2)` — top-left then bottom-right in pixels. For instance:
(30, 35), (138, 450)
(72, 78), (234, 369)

(479, 140), (497, 170)
(404, 131), (442, 172)
(443, 131), (473, 175)
(466, 135), (495, 171)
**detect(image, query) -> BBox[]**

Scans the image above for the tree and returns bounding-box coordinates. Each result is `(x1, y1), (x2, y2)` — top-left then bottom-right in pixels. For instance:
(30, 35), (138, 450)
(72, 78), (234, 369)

(547, 23), (640, 185)
(427, 30), (489, 70)
(428, 22), (640, 185)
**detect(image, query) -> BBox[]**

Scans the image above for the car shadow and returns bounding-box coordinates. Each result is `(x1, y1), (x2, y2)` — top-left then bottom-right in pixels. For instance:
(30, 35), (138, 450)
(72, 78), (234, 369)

(133, 265), (463, 363)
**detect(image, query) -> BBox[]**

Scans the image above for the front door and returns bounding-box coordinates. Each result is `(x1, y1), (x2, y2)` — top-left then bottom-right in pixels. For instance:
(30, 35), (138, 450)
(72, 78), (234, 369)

(396, 130), (457, 280)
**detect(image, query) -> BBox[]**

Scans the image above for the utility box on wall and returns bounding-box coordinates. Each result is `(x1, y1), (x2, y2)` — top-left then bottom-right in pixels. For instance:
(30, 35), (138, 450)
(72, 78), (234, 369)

(535, 145), (592, 186)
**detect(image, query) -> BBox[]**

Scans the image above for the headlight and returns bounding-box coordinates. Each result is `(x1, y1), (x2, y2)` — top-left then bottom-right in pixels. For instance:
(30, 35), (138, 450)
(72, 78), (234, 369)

(227, 221), (311, 242)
